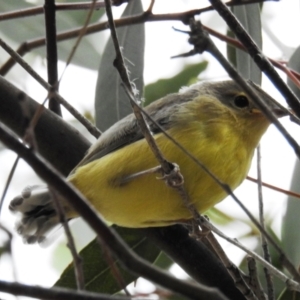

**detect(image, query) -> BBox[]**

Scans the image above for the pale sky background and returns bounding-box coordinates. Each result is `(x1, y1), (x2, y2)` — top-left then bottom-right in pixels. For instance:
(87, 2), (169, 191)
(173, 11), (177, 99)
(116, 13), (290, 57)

(0, 1), (299, 299)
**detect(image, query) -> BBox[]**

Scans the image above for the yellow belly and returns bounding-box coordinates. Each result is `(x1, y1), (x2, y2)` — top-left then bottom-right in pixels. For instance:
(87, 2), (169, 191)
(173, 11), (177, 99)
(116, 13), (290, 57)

(68, 123), (252, 227)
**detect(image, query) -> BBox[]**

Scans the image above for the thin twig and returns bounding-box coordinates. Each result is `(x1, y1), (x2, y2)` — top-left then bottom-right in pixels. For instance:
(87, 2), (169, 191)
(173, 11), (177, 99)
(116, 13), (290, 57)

(198, 216), (300, 292)
(257, 146), (274, 299)
(59, 0), (97, 81)
(147, 0), (155, 13)
(246, 256), (267, 300)
(0, 279), (134, 300)
(247, 176), (300, 200)
(0, 156), (19, 216)
(50, 190), (85, 290)
(97, 237), (131, 296)
(0, 224), (18, 283)
(203, 231), (257, 300)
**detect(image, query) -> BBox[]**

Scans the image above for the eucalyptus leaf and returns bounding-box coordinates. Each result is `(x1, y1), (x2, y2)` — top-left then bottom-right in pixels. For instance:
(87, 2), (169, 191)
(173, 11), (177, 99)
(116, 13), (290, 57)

(95, 0), (145, 131)
(281, 47), (300, 267)
(282, 159), (300, 266)
(232, 4), (262, 84)
(154, 251), (174, 270)
(55, 226), (160, 293)
(205, 207), (235, 226)
(0, 0), (103, 70)
(143, 61), (208, 106)
(287, 46), (300, 98)
(226, 29), (237, 67)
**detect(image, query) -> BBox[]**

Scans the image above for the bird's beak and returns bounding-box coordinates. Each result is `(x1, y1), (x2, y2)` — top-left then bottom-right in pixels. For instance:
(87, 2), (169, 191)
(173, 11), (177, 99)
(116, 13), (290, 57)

(251, 107), (288, 118)
(273, 107), (289, 118)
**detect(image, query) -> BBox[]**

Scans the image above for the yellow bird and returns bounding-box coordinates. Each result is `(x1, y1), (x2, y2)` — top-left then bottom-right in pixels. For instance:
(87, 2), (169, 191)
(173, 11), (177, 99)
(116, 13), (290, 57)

(9, 80), (286, 243)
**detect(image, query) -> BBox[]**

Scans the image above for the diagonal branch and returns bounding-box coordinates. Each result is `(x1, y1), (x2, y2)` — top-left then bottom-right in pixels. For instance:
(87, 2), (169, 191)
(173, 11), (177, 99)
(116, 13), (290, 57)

(208, 0), (300, 117)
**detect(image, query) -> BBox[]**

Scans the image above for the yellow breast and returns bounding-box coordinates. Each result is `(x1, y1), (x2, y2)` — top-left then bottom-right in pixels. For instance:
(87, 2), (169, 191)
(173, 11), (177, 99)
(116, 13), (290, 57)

(68, 101), (264, 227)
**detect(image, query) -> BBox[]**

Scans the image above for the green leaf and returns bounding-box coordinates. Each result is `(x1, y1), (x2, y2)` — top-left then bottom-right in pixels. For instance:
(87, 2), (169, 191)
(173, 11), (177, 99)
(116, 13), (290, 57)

(232, 4), (262, 84)
(0, 0), (103, 70)
(55, 226), (160, 293)
(95, 0), (145, 131)
(226, 29), (237, 68)
(282, 159), (300, 266)
(154, 251), (174, 270)
(143, 61), (208, 106)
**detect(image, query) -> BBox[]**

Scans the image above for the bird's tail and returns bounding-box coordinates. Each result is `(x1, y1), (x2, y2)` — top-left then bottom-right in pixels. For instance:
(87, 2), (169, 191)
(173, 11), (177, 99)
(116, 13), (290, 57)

(9, 186), (60, 244)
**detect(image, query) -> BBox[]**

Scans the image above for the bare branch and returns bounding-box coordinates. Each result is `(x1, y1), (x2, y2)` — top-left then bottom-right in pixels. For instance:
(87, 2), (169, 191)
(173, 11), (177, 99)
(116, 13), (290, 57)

(199, 217), (300, 292)
(256, 146), (274, 299)
(50, 190), (85, 290)
(247, 257), (267, 300)
(44, 0), (61, 115)
(0, 279), (134, 300)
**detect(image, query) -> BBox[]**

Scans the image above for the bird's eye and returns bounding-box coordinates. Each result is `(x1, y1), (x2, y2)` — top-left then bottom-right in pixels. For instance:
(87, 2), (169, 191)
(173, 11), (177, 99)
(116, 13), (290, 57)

(234, 95), (249, 108)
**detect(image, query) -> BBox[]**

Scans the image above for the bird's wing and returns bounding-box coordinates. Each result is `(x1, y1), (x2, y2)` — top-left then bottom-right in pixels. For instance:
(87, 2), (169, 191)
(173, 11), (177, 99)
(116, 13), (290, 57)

(72, 89), (197, 172)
